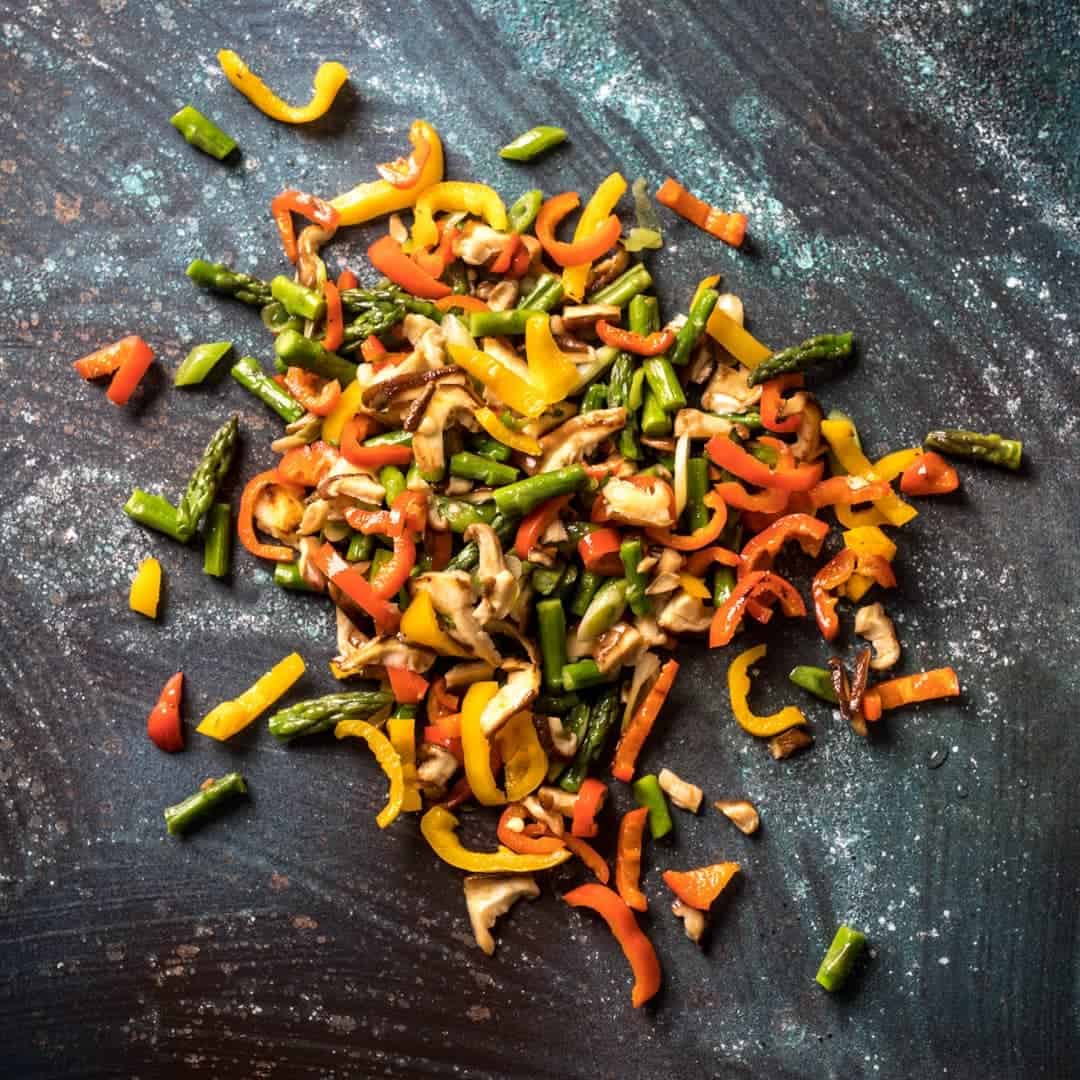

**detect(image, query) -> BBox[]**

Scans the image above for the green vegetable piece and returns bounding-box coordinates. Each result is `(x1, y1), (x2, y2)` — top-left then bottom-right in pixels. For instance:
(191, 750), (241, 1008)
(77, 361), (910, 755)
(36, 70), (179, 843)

(346, 532), (374, 563)
(123, 489), (188, 543)
(632, 774), (673, 839)
(170, 106), (237, 160)
(570, 569), (604, 617)
(631, 177), (662, 233)
(340, 286), (441, 322)
(588, 264), (653, 307)
(641, 387), (672, 436)
(275, 329), (358, 386)
(450, 451), (519, 487)
(815, 925), (866, 992)
(549, 702), (591, 781)
(274, 561), (317, 591)
(468, 433), (513, 462)
(492, 466), (588, 517)
(364, 428), (413, 448)
(500, 126), (567, 162)
(924, 429), (1022, 471)
(186, 259), (272, 307)
(684, 457), (711, 532)
(559, 687), (619, 792)
(469, 309), (546, 337)
(623, 228), (663, 252)
(580, 383), (608, 413)
(230, 356), (305, 423)
(175, 341), (232, 387)
(271, 276), (326, 322)
(561, 659), (610, 693)
(531, 562), (566, 597)
(577, 578), (628, 641)
(747, 332), (854, 387)
(508, 189), (544, 234)
(434, 497), (497, 534)
(537, 598), (568, 692)
(517, 273), (564, 312)
(535, 691), (581, 717)
(202, 502), (231, 578)
(164, 772), (247, 836)
(379, 465), (407, 508)
(176, 415), (239, 540)
(670, 286), (719, 367)
(619, 538), (651, 616)
(713, 565), (737, 607)
(789, 665), (839, 704)
(446, 513), (517, 571)
(268, 691), (394, 742)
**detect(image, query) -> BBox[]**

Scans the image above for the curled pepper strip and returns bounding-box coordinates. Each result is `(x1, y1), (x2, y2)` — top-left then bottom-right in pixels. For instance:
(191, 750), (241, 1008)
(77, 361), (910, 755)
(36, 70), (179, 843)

(572, 778), (607, 838)
(322, 280), (344, 352)
(311, 542), (401, 635)
(562, 883), (662, 1009)
(812, 548), (857, 641)
(595, 320), (676, 356)
(535, 191), (622, 268)
(218, 51), (348, 123)
(497, 805), (565, 855)
(340, 417), (413, 469)
(367, 234), (451, 299)
(282, 368), (342, 417)
(727, 644), (807, 737)
(497, 712), (549, 802)
(411, 181), (508, 250)
(277, 439), (340, 487)
(400, 591), (471, 657)
(646, 489), (728, 552)
(387, 715), (423, 812)
(615, 806), (649, 912)
(739, 513), (830, 577)
(271, 189), (340, 264)
(448, 343), (548, 418)
(864, 668), (961, 716)
(461, 682), (506, 806)
(612, 659), (679, 783)
(655, 178), (747, 248)
(525, 314), (582, 404)
(760, 374), (805, 434)
(716, 478), (789, 514)
(238, 470), (299, 563)
(562, 172), (627, 300)
(708, 570), (806, 648)
(809, 475), (892, 510)
(335, 718), (406, 828)
(376, 123), (433, 189)
(421, 805), (572, 873)
(706, 434), (824, 492)
(563, 836), (610, 883)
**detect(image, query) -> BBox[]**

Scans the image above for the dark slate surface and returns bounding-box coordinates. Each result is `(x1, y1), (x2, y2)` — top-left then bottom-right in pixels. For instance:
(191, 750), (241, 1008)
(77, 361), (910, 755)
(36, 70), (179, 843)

(1, 2), (1078, 1077)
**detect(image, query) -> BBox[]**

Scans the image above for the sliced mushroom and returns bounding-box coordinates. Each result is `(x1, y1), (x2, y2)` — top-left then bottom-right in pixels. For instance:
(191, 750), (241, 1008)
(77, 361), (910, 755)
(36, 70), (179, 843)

(519, 401), (577, 440)
(544, 715), (578, 760)
(702, 363), (762, 414)
(253, 482), (305, 543)
(594, 622), (645, 674)
(532, 407), (627, 473)
(522, 794), (564, 837)
(537, 785), (579, 817)
(485, 620), (540, 668)
(297, 536), (328, 591)
(456, 225), (511, 266)
(414, 571), (502, 665)
(792, 398), (824, 462)
(486, 281), (520, 312)
(333, 632), (437, 678)
(416, 743), (458, 799)
(854, 603), (901, 671)
(462, 874), (540, 956)
(622, 651), (661, 731)
(560, 303), (621, 333)
(464, 523), (517, 623)
(412, 384), (482, 479)
(686, 340), (716, 385)
(657, 590), (713, 634)
(645, 572), (682, 597)
(317, 455), (386, 504)
(271, 410), (322, 453)
(586, 245), (629, 292)
(297, 498), (331, 537)
(478, 667), (540, 737)
(768, 728), (814, 759)
(673, 409), (736, 440)
(634, 615), (669, 650)
(599, 476), (674, 528)
(656, 548), (684, 576)
(672, 899), (708, 944)
(714, 799), (760, 835)
(658, 768), (703, 813)
(444, 660), (497, 690)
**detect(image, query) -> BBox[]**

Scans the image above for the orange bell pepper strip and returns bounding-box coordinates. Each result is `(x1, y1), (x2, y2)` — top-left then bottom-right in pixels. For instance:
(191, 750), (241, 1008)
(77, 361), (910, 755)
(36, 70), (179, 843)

(434, 293), (490, 314)
(489, 233), (522, 275)
(386, 665), (430, 705)
(900, 451), (960, 496)
(563, 836), (610, 884)
(716, 478), (789, 514)
(646, 489), (728, 552)
(812, 548), (857, 641)
(655, 178), (747, 248)
(562, 172), (628, 300)
(513, 495), (571, 560)
(535, 191), (621, 268)
(367, 234), (451, 299)
(572, 778), (607, 838)
(336, 268), (358, 291)
(340, 416), (413, 468)
(282, 368), (342, 417)
(706, 434), (824, 492)
(360, 335), (388, 364)
(277, 439), (340, 487)
(809, 475), (892, 510)
(74, 335), (153, 388)
(497, 805), (566, 855)
(864, 668), (960, 716)
(238, 470), (298, 562)
(426, 677), (460, 723)
(102, 336), (155, 405)
(760, 374), (805, 434)
(376, 124), (433, 189)
(612, 659), (679, 783)
(270, 189), (340, 264)
(595, 320), (677, 356)
(615, 806), (649, 912)
(708, 570), (806, 648)
(740, 513), (830, 576)
(683, 545), (741, 577)
(322, 280), (344, 352)
(662, 863), (740, 911)
(562, 883), (662, 1008)
(311, 542), (401, 635)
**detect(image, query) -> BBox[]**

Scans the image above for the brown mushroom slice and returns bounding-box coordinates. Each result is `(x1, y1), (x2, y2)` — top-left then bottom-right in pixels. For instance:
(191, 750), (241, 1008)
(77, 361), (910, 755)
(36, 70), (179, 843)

(586, 245), (629, 292)
(253, 482), (305, 543)
(464, 522), (517, 623)
(594, 622), (645, 674)
(657, 590), (713, 634)
(414, 571), (502, 666)
(412, 384), (483, 479)
(333, 630), (437, 679)
(401, 313), (448, 368)
(537, 785), (579, 818)
(544, 716), (579, 761)
(486, 281), (520, 312)
(714, 799), (761, 835)
(622, 651), (661, 730)
(443, 660), (497, 690)
(600, 476), (674, 528)
(522, 794), (564, 837)
(478, 667), (540, 737)
(673, 409), (736, 440)
(560, 303), (622, 334)
(271, 410), (322, 453)
(701, 363), (762, 414)
(854, 602), (901, 671)
(416, 743), (459, 799)
(792, 398), (824, 462)
(768, 728), (814, 759)
(657, 768), (703, 813)
(462, 874), (540, 956)
(317, 455), (386, 504)
(456, 225), (512, 266)
(528, 407), (626, 473)
(672, 899), (708, 944)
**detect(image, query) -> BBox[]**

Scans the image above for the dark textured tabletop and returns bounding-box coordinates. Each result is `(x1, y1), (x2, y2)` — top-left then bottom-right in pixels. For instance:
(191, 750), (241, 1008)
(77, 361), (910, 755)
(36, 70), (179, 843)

(2, 2), (1078, 1077)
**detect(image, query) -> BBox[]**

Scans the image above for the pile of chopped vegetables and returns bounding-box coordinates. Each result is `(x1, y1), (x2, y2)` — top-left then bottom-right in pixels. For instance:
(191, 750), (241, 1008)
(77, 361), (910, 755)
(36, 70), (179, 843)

(74, 52), (1026, 1007)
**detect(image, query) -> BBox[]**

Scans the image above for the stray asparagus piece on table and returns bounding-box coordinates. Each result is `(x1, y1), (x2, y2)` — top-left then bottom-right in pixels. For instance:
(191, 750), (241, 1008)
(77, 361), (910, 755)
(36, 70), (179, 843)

(268, 691), (394, 742)
(186, 259), (272, 307)
(164, 772), (248, 836)
(176, 414), (239, 539)
(924, 429), (1023, 471)
(747, 332), (854, 386)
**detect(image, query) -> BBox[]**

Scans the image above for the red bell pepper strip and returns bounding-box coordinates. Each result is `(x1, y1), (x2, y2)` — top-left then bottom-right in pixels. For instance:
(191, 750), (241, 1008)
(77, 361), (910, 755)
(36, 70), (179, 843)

(740, 513), (830, 576)
(562, 883), (662, 1008)
(811, 548), (857, 641)
(514, 495), (572, 560)
(857, 552), (898, 590)
(706, 434), (824, 492)
(508, 241), (533, 279)
(497, 806), (566, 855)
(434, 294), (491, 314)
(562, 836), (610, 884)
(367, 234), (452, 299)
(716, 478), (789, 514)
(360, 335), (387, 364)
(427, 527), (453, 570)
(271, 189), (340, 264)
(577, 526), (624, 574)
(282, 367), (342, 417)
(147, 672), (184, 753)
(238, 470), (297, 563)
(535, 191), (622, 268)
(426, 677), (460, 726)
(808, 475), (892, 510)
(490, 233), (522, 275)
(439, 776), (473, 810)
(371, 533), (416, 598)
(336, 268), (358, 291)
(100, 336), (155, 406)
(662, 862), (740, 911)
(900, 451), (960, 496)
(341, 416), (414, 468)
(312, 542), (401, 634)
(73, 335), (151, 383)
(277, 439), (340, 487)
(683, 545), (741, 577)
(423, 726), (463, 759)
(386, 665), (430, 704)
(322, 280), (344, 353)
(346, 490), (427, 539)
(646, 488), (728, 552)
(615, 806), (649, 913)
(612, 659), (679, 783)
(595, 320), (677, 356)
(572, 778), (607, 838)
(760, 374), (805, 433)
(655, 178), (747, 248)
(375, 122), (433, 189)
(864, 668), (960, 714)
(708, 570), (806, 648)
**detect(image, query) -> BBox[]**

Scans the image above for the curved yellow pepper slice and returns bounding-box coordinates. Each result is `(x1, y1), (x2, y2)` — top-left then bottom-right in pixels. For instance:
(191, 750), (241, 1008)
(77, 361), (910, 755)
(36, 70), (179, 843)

(322, 379), (365, 446)
(705, 306), (772, 369)
(387, 716), (422, 812)
(821, 418), (917, 528)
(677, 573), (711, 600)
(218, 50), (348, 124)
(129, 557), (162, 618)
(727, 644), (806, 737)
(842, 525), (898, 602)
(475, 406), (542, 457)
(524, 315), (580, 404)
(497, 712), (548, 802)
(421, 805), (572, 873)
(410, 182), (508, 250)
(198, 653), (306, 741)
(462, 682), (506, 806)
(335, 718), (405, 828)
(400, 590), (470, 657)
(448, 343), (548, 418)
(331, 120), (445, 227)
(562, 172), (628, 302)
(873, 447), (922, 482)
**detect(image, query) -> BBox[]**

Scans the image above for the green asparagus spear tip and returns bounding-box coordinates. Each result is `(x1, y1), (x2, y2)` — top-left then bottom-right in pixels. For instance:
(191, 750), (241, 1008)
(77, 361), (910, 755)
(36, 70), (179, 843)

(268, 691), (394, 742)
(924, 429), (1022, 471)
(186, 259), (272, 307)
(747, 332), (854, 386)
(176, 414), (239, 539)
(164, 772), (247, 836)
(230, 356), (305, 423)
(559, 688), (619, 792)
(537, 598), (569, 692)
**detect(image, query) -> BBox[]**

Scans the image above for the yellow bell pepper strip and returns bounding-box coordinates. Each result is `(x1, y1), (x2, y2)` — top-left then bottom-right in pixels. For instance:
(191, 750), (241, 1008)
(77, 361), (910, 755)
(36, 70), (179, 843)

(197, 653), (306, 741)
(335, 718), (405, 828)
(400, 590), (471, 657)
(821, 417), (918, 528)
(677, 573), (711, 600)
(525, 314), (581, 404)
(562, 172), (628, 301)
(474, 406), (543, 456)
(387, 716), (422, 812)
(874, 447), (923, 482)
(331, 120), (445, 226)
(129, 557), (162, 618)
(727, 644), (806, 737)
(321, 379), (364, 446)
(497, 712), (549, 802)
(843, 525), (897, 601)
(421, 805), (572, 873)
(705, 306), (772, 369)
(217, 51), (348, 124)
(410, 182), (508, 251)
(448, 343), (548, 418)
(462, 682), (506, 806)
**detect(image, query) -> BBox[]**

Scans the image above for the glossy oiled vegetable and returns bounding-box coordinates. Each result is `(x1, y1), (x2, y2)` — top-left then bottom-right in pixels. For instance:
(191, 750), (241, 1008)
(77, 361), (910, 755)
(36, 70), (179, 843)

(269, 691), (394, 741)
(186, 259), (272, 307)
(230, 356), (305, 423)
(175, 341), (232, 387)
(202, 502), (232, 578)
(747, 332), (854, 386)
(924, 429), (1023, 470)
(164, 772), (247, 836)
(176, 414), (238, 539)
(500, 125), (566, 161)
